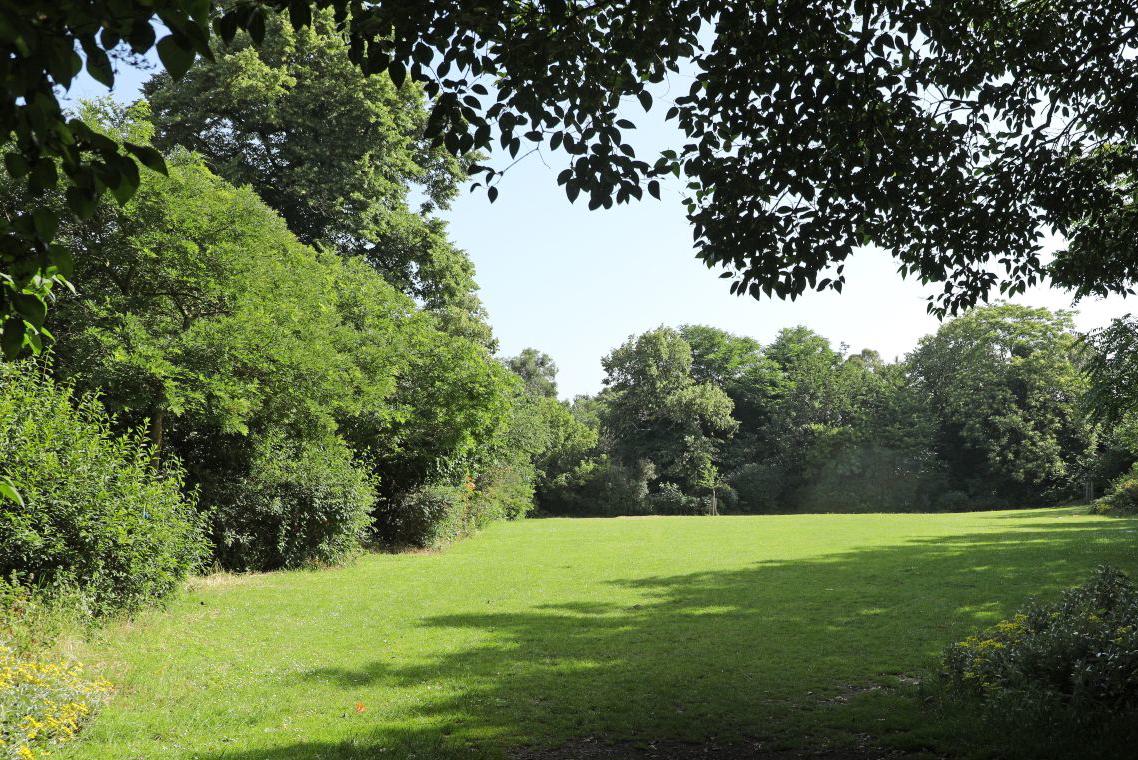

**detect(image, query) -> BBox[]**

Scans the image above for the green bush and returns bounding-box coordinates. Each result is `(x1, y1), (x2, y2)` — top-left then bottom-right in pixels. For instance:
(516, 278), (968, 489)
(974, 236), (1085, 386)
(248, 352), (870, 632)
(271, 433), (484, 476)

(0, 363), (206, 615)
(943, 566), (1138, 717)
(374, 467), (536, 549)
(374, 483), (470, 548)
(932, 489), (973, 512)
(208, 434), (374, 571)
(648, 482), (703, 515)
(537, 456), (654, 516)
(797, 443), (947, 513)
(728, 463), (784, 513)
(474, 459), (536, 522)
(1092, 464), (1138, 516)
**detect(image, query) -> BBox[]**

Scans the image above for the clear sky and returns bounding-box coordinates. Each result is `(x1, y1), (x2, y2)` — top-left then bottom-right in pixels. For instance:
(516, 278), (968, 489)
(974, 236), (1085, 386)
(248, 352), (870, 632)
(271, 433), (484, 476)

(448, 169), (1132, 399)
(75, 60), (1135, 401)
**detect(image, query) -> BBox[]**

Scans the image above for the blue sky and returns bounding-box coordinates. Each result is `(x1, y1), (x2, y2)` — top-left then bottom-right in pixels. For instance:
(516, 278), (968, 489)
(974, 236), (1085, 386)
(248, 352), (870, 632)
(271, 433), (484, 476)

(449, 169), (1131, 399)
(75, 59), (1134, 400)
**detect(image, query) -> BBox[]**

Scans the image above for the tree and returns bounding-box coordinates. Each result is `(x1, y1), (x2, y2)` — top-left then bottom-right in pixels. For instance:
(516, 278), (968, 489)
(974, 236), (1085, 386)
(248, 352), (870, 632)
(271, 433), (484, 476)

(908, 304), (1092, 505)
(733, 326), (849, 507)
(795, 359), (946, 513)
(1084, 316), (1138, 427)
(6, 103), (519, 567)
(144, 8), (494, 347)
(679, 324), (787, 469)
(350, 323), (518, 502)
(505, 348), (559, 399)
(5, 1), (1138, 352)
(33, 138), (398, 568)
(1079, 316), (1138, 491)
(601, 327), (737, 495)
(39, 111), (391, 455)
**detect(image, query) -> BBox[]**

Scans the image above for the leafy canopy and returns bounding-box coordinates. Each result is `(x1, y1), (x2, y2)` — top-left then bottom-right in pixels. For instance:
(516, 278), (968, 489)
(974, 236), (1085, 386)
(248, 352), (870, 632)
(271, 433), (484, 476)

(142, 9), (494, 347)
(908, 304), (1092, 502)
(505, 348), (559, 399)
(4, 1), (1138, 353)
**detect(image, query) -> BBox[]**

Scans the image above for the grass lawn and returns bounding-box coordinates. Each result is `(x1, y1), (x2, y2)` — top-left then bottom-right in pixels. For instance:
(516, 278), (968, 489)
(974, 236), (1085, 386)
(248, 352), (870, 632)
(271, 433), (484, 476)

(64, 508), (1138, 759)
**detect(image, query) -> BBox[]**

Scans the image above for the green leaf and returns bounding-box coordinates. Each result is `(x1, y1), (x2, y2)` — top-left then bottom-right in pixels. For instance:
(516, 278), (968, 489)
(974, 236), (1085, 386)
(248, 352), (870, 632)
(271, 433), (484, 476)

(388, 61), (406, 88)
(248, 9), (266, 45)
(109, 154), (141, 205)
(157, 35), (196, 79)
(1, 318), (25, 359)
(4, 152), (27, 179)
(29, 159), (58, 193)
(86, 45), (115, 87)
(47, 243), (74, 279)
(32, 208), (58, 240)
(13, 292), (47, 328)
(0, 479), (23, 507)
(637, 91), (653, 111)
(66, 186), (97, 219)
(213, 14), (239, 44)
(289, 0), (312, 29)
(111, 174), (139, 205)
(126, 19), (157, 53)
(124, 142), (169, 175)
(100, 28), (121, 51)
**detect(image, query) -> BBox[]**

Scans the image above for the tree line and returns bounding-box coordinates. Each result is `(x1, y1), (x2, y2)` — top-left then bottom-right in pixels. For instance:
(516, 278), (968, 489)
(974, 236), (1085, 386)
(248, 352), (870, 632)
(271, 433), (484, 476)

(2, 6), (1138, 621)
(0, 15), (569, 612)
(530, 306), (1132, 517)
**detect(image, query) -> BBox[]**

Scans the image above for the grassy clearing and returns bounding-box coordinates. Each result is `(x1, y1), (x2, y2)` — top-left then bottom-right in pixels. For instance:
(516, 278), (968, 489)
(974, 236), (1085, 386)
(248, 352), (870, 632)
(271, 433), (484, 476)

(64, 508), (1137, 759)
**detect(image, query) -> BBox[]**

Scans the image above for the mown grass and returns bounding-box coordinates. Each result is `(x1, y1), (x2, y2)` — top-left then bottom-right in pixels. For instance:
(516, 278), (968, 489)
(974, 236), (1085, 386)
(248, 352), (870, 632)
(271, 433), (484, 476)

(64, 507), (1138, 759)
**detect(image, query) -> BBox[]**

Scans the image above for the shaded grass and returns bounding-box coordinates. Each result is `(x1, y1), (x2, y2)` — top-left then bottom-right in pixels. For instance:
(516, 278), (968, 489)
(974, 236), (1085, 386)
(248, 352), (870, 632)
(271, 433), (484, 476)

(63, 508), (1138, 759)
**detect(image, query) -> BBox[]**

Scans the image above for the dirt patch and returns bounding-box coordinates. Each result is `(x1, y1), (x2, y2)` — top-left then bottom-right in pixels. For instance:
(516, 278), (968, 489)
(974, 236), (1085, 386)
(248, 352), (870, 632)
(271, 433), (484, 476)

(511, 737), (932, 760)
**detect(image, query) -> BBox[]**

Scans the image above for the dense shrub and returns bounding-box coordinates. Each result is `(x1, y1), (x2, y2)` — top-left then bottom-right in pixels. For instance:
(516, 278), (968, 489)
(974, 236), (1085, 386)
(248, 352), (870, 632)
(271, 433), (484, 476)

(648, 482), (703, 515)
(538, 457), (655, 516)
(932, 490), (973, 512)
(208, 434), (375, 571)
(375, 466), (539, 549)
(475, 459), (536, 522)
(0, 363), (206, 614)
(943, 566), (1138, 718)
(728, 463), (784, 513)
(374, 484), (470, 548)
(797, 442), (947, 513)
(1092, 464), (1138, 516)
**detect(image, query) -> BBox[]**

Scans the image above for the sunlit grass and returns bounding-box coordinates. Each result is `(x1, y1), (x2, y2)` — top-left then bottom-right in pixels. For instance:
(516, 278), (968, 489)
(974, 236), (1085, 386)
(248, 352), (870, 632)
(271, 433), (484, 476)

(64, 507), (1138, 759)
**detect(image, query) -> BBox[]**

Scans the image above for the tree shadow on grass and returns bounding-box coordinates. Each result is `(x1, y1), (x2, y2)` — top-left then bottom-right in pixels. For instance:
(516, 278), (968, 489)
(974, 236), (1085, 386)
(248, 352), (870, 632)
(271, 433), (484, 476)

(197, 515), (1138, 760)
